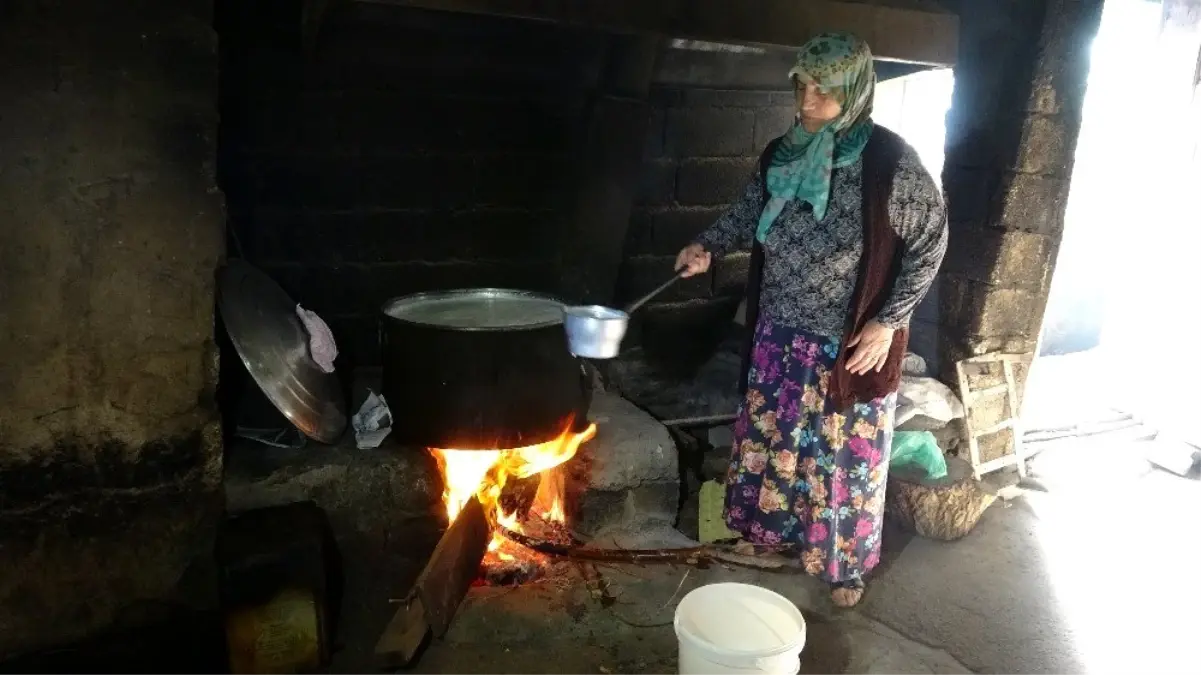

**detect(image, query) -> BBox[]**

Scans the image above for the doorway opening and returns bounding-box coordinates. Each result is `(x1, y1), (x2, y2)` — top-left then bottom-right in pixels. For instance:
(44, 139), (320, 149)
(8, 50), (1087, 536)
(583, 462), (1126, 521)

(1024, 0), (1201, 462)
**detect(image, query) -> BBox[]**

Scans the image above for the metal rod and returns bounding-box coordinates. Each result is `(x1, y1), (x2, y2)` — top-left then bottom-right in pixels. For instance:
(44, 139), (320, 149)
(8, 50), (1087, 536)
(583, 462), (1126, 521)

(661, 413), (739, 428)
(625, 272), (685, 314)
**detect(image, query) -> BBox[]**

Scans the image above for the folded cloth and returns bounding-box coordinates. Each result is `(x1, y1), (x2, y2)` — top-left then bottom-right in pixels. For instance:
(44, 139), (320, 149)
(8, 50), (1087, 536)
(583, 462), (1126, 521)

(296, 304), (337, 373)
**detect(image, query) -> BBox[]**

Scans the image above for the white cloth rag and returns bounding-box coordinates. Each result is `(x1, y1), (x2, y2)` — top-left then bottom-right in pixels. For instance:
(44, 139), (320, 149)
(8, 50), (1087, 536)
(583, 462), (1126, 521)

(352, 390), (393, 449)
(296, 304), (338, 373)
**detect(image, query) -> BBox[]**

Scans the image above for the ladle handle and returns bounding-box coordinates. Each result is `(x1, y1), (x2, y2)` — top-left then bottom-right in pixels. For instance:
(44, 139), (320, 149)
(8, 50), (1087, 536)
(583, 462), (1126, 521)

(625, 272), (686, 314)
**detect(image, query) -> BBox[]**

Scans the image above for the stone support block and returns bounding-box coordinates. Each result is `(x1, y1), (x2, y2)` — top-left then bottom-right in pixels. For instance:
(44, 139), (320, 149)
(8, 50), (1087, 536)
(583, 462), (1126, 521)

(224, 441), (444, 531)
(574, 392), (680, 538)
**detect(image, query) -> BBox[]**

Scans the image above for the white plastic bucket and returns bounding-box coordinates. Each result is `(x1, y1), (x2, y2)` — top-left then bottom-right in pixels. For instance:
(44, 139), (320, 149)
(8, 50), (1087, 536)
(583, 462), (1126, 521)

(673, 582), (807, 675)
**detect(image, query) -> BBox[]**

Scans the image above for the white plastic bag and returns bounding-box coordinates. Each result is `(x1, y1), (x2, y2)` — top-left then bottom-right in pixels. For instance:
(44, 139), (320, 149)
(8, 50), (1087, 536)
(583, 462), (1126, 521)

(896, 375), (965, 430)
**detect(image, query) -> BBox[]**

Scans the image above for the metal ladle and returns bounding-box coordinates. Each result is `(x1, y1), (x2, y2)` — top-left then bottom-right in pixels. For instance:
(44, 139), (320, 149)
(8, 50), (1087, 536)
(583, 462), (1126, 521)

(562, 272), (685, 359)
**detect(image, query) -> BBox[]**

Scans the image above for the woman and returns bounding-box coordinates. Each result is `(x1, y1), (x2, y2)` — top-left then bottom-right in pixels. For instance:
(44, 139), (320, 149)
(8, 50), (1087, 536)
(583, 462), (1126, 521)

(676, 33), (947, 608)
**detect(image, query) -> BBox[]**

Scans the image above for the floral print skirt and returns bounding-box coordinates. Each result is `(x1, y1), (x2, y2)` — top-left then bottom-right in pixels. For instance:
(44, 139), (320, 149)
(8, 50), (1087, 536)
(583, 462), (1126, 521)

(725, 318), (896, 584)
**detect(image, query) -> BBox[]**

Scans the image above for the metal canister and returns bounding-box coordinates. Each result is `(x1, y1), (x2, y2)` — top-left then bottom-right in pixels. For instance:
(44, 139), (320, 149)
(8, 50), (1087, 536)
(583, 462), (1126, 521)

(217, 502), (339, 674)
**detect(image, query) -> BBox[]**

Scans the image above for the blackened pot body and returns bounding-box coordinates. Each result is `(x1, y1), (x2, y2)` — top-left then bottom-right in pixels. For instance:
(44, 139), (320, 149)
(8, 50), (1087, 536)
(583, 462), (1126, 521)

(380, 289), (588, 449)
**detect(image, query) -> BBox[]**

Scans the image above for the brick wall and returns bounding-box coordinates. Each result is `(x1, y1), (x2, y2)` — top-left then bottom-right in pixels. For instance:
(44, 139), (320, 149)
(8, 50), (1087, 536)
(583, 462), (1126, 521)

(218, 2), (609, 365)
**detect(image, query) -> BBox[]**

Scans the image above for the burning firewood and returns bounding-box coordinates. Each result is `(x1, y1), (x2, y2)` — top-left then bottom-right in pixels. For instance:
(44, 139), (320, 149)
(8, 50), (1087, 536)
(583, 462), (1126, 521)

(496, 524), (793, 570)
(376, 419), (795, 668)
(375, 495), (490, 668)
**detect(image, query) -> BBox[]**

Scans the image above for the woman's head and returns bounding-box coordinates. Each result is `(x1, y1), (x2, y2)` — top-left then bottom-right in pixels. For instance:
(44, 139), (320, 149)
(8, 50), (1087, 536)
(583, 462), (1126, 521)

(789, 33), (876, 133)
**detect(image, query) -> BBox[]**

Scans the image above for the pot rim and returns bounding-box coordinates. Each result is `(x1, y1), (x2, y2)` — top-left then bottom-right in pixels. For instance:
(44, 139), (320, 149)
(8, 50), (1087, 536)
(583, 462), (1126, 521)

(380, 287), (567, 333)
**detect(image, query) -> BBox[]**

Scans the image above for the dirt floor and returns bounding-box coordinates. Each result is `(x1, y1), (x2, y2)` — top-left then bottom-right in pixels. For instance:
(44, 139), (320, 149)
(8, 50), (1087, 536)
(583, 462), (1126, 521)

(402, 541), (969, 675)
(6, 445), (1198, 675)
(6, 352), (1199, 674)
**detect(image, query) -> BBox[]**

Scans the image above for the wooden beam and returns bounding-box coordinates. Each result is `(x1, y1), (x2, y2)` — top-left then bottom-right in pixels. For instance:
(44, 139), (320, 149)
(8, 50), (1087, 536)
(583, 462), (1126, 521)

(356, 0), (959, 65)
(375, 495), (491, 668)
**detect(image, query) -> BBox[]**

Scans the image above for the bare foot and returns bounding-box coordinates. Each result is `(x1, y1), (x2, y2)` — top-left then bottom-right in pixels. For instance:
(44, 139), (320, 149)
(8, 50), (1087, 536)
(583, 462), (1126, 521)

(830, 585), (864, 608)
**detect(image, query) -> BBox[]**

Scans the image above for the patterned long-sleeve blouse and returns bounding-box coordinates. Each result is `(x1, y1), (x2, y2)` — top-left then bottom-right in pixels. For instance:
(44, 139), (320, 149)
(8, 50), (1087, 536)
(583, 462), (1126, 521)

(694, 140), (947, 338)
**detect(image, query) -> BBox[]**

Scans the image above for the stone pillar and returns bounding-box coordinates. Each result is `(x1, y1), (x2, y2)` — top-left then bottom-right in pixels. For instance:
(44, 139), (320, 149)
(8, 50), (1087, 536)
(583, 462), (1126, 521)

(939, 0), (1103, 383)
(0, 0), (224, 657)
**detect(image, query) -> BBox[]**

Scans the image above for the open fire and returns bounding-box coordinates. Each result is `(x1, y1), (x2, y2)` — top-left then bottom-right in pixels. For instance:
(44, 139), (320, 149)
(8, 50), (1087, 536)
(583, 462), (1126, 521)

(429, 420), (598, 576)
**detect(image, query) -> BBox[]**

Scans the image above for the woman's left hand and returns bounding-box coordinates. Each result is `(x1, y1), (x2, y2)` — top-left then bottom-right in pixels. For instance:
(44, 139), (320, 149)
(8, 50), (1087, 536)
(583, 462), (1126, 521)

(845, 320), (895, 375)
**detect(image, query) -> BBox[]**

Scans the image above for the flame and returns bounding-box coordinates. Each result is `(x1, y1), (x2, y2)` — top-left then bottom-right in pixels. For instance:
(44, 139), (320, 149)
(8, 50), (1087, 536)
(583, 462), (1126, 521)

(429, 421), (598, 562)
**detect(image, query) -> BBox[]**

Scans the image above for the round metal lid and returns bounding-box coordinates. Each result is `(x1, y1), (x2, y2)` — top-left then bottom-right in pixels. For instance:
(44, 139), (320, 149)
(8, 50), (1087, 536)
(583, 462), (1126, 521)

(381, 288), (565, 331)
(217, 259), (348, 444)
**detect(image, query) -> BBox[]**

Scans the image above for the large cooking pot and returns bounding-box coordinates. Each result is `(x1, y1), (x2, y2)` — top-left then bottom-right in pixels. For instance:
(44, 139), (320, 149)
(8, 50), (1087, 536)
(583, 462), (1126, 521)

(380, 288), (590, 450)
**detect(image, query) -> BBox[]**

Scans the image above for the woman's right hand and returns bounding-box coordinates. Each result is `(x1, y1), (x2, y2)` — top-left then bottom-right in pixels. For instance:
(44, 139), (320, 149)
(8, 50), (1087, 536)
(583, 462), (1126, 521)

(674, 243), (712, 278)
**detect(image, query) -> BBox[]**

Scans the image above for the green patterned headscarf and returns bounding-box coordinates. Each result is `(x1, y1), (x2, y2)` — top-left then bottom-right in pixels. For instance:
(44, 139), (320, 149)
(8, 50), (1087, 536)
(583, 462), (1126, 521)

(756, 33), (876, 242)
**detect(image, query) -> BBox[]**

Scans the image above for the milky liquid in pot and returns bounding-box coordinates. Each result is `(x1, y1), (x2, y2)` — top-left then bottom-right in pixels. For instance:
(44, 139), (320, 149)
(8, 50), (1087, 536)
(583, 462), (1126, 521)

(383, 290), (564, 330)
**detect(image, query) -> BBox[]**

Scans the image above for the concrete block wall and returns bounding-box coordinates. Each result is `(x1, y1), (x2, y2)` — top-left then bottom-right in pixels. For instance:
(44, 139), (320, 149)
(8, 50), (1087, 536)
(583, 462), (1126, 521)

(615, 81), (794, 369)
(0, 0), (224, 658)
(219, 2), (611, 365)
(619, 87), (796, 306)
(223, 17), (954, 371)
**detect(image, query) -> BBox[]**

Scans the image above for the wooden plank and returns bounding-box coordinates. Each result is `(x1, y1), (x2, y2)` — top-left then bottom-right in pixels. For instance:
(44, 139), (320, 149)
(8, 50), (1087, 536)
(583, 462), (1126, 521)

(976, 418), (1014, 438)
(967, 383), (1009, 403)
(955, 359), (984, 481)
(375, 495), (491, 667)
(417, 495), (491, 637)
(961, 352), (1027, 364)
(357, 0), (959, 65)
(956, 352), (1032, 481)
(976, 455), (1020, 474)
(1002, 360), (1027, 478)
(374, 597), (429, 669)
